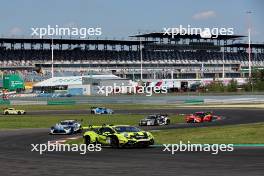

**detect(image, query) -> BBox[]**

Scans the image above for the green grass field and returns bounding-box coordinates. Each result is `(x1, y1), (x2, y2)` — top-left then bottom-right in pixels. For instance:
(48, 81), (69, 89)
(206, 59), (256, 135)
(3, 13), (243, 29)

(0, 114), (184, 129)
(0, 103), (180, 111)
(1, 103), (264, 114)
(66, 123), (264, 145)
(152, 123), (264, 144)
(1, 103), (263, 144)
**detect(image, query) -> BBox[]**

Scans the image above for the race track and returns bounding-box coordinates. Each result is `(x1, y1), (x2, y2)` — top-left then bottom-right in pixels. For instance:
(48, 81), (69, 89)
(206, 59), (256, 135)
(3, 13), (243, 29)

(25, 108), (264, 129)
(0, 108), (264, 176)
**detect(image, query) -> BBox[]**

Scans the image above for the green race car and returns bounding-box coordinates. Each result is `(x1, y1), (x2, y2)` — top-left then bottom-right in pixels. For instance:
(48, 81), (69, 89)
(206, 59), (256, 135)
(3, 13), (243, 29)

(83, 125), (154, 148)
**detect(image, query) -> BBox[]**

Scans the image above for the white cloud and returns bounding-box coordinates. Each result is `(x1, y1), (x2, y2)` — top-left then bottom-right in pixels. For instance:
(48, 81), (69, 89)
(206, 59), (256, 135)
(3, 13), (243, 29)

(9, 27), (23, 35)
(192, 10), (216, 20)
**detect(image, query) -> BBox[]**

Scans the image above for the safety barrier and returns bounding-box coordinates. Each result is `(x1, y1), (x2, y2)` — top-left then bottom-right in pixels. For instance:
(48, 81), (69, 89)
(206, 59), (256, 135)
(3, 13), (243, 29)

(184, 99), (204, 104)
(0, 100), (11, 105)
(47, 100), (76, 105)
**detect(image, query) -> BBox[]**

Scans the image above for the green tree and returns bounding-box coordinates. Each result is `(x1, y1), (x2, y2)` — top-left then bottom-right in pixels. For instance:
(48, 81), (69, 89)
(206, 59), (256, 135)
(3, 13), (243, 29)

(206, 81), (225, 92)
(226, 79), (238, 92)
(251, 69), (264, 91)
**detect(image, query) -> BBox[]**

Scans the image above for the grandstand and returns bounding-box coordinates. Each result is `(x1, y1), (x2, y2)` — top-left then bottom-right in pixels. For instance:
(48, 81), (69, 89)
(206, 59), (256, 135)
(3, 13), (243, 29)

(0, 32), (264, 82)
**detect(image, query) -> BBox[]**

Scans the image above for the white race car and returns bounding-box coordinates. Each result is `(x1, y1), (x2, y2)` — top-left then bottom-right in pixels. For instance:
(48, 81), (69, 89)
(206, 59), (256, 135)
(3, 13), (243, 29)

(50, 120), (82, 135)
(3, 108), (26, 115)
(139, 114), (170, 126)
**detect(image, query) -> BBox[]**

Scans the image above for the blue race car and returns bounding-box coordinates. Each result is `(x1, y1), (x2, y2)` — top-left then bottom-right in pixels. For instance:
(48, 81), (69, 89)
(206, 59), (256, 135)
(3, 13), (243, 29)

(90, 107), (114, 114)
(49, 120), (82, 135)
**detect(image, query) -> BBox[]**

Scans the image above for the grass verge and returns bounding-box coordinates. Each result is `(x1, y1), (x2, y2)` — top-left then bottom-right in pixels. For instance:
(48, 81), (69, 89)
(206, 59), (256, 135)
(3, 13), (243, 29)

(0, 114), (184, 129)
(2, 103), (264, 112)
(0, 104), (181, 111)
(152, 122), (264, 144)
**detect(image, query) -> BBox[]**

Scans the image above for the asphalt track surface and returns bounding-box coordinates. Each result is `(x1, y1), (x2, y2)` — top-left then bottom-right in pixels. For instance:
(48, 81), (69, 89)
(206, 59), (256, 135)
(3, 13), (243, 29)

(27, 108), (264, 129)
(0, 108), (264, 176)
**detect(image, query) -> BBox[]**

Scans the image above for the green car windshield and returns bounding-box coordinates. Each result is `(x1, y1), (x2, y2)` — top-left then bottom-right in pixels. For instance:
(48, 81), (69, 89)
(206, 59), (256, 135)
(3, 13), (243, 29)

(114, 126), (141, 133)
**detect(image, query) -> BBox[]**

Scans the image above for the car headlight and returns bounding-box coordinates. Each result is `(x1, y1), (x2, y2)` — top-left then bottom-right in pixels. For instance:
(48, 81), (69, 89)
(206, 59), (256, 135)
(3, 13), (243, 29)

(123, 133), (129, 138)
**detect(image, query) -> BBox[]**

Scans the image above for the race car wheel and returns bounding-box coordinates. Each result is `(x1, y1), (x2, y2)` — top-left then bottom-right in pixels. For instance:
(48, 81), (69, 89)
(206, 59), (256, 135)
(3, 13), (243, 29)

(110, 136), (119, 148)
(166, 119), (170, 125)
(84, 136), (91, 145)
(77, 127), (82, 133)
(4, 112), (9, 115)
(91, 111), (95, 114)
(149, 139), (155, 145)
(69, 127), (74, 135)
(18, 111), (21, 115)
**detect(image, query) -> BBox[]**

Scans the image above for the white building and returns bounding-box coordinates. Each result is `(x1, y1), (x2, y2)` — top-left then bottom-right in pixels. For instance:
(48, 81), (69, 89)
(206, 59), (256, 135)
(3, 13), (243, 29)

(33, 75), (132, 95)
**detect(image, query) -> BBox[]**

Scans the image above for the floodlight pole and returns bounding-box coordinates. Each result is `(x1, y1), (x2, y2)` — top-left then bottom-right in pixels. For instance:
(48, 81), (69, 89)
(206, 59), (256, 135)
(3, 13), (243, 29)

(246, 11), (252, 78)
(248, 27), (252, 78)
(51, 38), (54, 78)
(246, 11), (253, 92)
(222, 50), (225, 79)
(140, 37), (143, 80)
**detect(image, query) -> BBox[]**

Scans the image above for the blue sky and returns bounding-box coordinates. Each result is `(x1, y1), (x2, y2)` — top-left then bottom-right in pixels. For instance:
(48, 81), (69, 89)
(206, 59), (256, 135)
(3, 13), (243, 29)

(0, 0), (263, 43)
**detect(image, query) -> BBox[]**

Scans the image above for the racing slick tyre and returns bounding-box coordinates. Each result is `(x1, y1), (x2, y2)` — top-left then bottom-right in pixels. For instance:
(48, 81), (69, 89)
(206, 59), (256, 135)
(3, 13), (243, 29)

(18, 111), (21, 115)
(149, 139), (155, 146)
(77, 127), (82, 133)
(84, 136), (91, 145)
(91, 111), (95, 114)
(166, 119), (170, 125)
(110, 136), (120, 148)
(4, 111), (9, 115)
(69, 127), (74, 135)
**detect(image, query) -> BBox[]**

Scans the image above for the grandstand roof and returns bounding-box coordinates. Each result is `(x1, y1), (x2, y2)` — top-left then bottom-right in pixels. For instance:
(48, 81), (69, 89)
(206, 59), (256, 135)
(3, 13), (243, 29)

(144, 43), (221, 51)
(0, 38), (153, 45)
(34, 75), (121, 87)
(226, 43), (264, 49)
(131, 32), (245, 40)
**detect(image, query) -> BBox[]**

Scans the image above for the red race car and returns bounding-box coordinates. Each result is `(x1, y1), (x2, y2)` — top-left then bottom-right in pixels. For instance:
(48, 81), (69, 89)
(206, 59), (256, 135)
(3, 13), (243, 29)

(185, 112), (213, 123)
